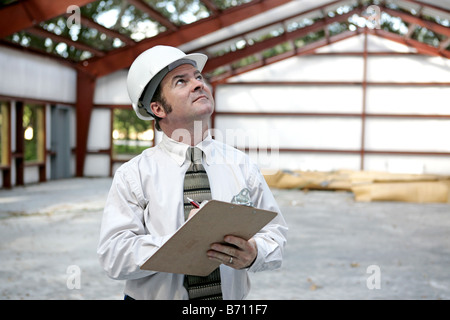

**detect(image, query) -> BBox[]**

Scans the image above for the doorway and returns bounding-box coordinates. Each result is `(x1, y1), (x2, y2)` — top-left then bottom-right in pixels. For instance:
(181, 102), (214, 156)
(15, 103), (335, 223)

(50, 105), (72, 180)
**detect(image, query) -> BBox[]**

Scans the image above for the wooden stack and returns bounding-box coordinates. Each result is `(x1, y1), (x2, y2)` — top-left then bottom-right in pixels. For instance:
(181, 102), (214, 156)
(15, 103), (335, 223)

(263, 170), (450, 203)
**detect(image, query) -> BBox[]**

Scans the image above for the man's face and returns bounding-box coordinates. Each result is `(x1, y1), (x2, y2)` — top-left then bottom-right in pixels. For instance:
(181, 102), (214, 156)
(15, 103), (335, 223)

(159, 64), (214, 127)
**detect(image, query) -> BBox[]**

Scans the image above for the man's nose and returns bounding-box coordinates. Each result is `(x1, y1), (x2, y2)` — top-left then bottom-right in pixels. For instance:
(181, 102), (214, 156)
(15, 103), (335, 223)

(192, 78), (204, 91)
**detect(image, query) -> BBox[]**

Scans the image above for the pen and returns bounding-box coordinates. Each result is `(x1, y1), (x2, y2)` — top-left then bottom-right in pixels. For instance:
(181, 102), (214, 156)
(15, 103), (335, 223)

(186, 197), (200, 208)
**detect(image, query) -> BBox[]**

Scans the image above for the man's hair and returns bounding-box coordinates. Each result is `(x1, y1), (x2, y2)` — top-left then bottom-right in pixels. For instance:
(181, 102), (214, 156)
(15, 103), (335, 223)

(151, 84), (172, 131)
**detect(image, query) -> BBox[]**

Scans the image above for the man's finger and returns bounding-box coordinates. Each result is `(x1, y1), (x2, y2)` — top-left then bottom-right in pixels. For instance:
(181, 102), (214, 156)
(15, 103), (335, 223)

(210, 243), (237, 257)
(223, 235), (248, 250)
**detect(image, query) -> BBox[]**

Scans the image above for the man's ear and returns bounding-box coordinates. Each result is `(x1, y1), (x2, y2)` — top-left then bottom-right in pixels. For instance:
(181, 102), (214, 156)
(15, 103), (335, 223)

(150, 101), (167, 119)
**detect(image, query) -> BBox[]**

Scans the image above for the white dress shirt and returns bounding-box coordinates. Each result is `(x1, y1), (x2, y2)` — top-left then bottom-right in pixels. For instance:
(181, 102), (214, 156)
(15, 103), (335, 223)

(97, 133), (288, 300)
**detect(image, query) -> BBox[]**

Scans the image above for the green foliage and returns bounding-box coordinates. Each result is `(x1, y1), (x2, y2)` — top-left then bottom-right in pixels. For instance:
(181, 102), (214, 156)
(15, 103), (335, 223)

(113, 108), (148, 138)
(143, 0), (210, 25)
(112, 108), (153, 158)
(23, 104), (42, 162)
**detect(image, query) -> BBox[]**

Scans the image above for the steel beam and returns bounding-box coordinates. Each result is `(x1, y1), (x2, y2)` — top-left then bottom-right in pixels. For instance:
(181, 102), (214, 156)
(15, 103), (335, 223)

(204, 9), (360, 72)
(382, 6), (450, 38)
(78, 0), (292, 77)
(126, 0), (178, 32)
(75, 71), (95, 177)
(26, 26), (105, 57)
(368, 28), (450, 58)
(0, 0), (96, 38)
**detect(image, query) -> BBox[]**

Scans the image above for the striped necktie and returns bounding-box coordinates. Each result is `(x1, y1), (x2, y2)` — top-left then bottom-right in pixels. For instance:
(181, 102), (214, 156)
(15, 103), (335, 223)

(183, 147), (223, 300)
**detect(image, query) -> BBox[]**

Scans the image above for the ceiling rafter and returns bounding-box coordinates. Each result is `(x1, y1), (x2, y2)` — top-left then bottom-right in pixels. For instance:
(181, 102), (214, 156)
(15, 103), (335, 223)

(200, 0), (220, 16)
(368, 27), (450, 58)
(209, 29), (361, 83)
(0, 0), (96, 38)
(1, 0), (449, 82)
(204, 8), (361, 72)
(126, 0), (178, 32)
(401, 0), (450, 15)
(382, 6), (450, 38)
(78, 0), (292, 77)
(193, 0), (344, 54)
(199, 2), (450, 83)
(74, 13), (136, 46)
(404, 23), (418, 39)
(26, 26), (106, 57)
(440, 37), (450, 50)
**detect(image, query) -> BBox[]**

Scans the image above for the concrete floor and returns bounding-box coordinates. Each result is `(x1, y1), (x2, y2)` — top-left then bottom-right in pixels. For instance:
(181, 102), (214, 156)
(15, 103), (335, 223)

(0, 177), (449, 300)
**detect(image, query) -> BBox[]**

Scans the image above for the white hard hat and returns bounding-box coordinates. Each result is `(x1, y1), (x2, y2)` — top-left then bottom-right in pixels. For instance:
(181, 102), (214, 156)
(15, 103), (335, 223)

(127, 45), (208, 120)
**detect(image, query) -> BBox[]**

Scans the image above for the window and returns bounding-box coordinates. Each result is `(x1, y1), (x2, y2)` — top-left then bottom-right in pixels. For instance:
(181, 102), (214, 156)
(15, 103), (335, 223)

(112, 108), (154, 160)
(0, 101), (10, 166)
(23, 103), (45, 163)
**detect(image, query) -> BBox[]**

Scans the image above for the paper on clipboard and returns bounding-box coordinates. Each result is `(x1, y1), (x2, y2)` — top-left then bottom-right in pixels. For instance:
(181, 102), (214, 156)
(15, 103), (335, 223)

(140, 200), (277, 276)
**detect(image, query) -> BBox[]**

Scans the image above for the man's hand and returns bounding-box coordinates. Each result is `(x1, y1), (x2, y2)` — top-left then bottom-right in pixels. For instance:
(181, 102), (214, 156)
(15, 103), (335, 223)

(207, 235), (257, 269)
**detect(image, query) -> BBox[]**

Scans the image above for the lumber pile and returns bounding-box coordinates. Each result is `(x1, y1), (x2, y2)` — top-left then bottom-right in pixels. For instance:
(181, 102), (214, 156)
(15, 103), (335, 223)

(263, 170), (450, 204)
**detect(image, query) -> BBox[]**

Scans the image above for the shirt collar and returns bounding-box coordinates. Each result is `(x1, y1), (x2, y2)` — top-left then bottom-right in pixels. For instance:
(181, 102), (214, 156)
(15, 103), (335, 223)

(160, 131), (214, 167)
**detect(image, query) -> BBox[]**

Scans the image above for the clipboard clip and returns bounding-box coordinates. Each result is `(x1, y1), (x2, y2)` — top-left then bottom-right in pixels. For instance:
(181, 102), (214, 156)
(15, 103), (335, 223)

(231, 188), (254, 207)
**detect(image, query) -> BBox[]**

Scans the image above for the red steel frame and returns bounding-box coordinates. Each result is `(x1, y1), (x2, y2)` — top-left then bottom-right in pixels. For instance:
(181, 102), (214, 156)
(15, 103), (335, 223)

(0, 0), (449, 181)
(211, 34), (450, 170)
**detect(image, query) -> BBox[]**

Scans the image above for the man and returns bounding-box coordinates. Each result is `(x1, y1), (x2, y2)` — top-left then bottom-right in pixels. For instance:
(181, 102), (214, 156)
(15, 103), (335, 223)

(97, 45), (288, 300)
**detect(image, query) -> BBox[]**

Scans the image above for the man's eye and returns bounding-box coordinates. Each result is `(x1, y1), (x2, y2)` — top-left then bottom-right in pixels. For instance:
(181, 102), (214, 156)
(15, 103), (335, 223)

(196, 75), (203, 81)
(176, 79), (185, 85)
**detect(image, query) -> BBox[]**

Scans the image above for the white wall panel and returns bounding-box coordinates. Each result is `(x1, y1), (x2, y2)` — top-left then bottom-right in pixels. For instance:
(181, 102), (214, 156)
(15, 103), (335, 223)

(366, 86), (450, 114)
(367, 56), (450, 83)
(0, 47), (76, 103)
(219, 49), (450, 175)
(366, 34), (415, 53)
(216, 85), (362, 113)
(24, 166), (39, 184)
(364, 154), (450, 175)
(229, 56), (364, 82)
(317, 34), (416, 54)
(365, 118), (450, 152)
(214, 116), (362, 150)
(87, 108), (111, 150)
(316, 34), (364, 53)
(84, 154), (110, 177)
(268, 152), (361, 172)
(94, 70), (130, 105)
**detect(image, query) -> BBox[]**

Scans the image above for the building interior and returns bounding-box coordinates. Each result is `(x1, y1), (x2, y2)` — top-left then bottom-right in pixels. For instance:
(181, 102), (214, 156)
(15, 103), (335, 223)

(0, 0), (449, 300)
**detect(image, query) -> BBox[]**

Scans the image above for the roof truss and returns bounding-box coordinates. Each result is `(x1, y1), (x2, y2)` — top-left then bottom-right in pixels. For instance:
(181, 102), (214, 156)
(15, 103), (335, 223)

(0, 0), (96, 38)
(80, 0), (293, 77)
(0, 0), (449, 81)
(1, 0), (448, 179)
(199, 1), (450, 83)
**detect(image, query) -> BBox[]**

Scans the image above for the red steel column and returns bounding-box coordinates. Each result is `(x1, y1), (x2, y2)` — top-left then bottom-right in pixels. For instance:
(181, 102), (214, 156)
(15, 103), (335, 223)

(75, 71), (95, 177)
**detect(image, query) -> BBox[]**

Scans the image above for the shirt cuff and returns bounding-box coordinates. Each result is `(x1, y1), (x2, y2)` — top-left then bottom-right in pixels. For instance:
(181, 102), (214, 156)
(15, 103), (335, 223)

(246, 237), (265, 272)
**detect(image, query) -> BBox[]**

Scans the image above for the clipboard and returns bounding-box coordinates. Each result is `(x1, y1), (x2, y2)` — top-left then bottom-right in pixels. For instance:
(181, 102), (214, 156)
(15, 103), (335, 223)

(140, 200), (277, 276)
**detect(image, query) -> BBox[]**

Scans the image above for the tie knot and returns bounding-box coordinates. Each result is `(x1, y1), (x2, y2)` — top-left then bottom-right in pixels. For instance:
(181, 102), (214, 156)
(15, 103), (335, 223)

(190, 147), (203, 165)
